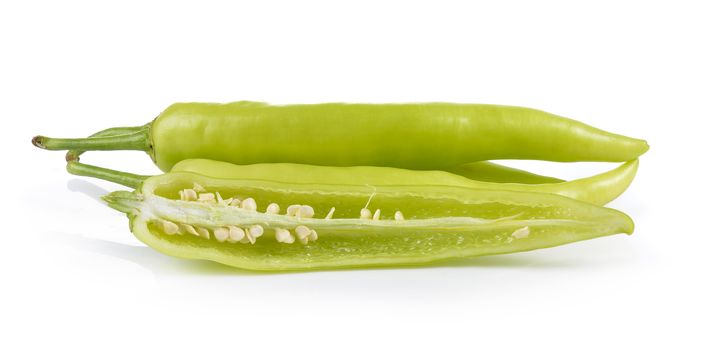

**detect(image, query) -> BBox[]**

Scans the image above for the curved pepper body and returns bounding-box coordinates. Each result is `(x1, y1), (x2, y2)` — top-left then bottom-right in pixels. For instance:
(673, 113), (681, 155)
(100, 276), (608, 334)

(171, 158), (639, 205)
(148, 102), (648, 170)
(104, 172), (634, 271)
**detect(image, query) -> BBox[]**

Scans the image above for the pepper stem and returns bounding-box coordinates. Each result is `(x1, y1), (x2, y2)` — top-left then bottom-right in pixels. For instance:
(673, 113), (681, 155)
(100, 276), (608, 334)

(32, 124), (150, 152)
(63, 126), (146, 161)
(66, 161), (149, 189)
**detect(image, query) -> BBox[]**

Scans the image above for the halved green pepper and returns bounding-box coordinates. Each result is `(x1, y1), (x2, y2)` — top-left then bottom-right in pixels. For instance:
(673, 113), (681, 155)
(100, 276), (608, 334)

(90, 163), (633, 271)
(65, 158), (638, 206)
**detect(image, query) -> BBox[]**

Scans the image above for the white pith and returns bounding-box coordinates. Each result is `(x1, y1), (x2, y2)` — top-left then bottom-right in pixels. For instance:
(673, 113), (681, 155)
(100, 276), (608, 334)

(140, 183), (535, 245)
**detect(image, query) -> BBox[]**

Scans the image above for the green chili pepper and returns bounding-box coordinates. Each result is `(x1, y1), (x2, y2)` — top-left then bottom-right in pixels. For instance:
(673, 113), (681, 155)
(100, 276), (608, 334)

(169, 158), (638, 205)
(66, 155), (637, 206)
(60, 122), (565, 185)
(92, 165), (633, 271)
(33, 102), (648, 171)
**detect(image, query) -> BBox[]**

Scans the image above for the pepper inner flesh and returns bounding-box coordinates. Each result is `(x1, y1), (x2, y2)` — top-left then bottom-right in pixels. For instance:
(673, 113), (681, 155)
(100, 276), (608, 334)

(141, 180), (624, 246)
(115, 174), (632, 270)
(146, 181), (541, 245)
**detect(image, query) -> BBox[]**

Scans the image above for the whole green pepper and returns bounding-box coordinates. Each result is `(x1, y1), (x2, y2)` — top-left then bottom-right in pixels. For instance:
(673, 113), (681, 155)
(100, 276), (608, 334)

(56, 123), (566, 184)
(67, 157), (638, 206)
(32, 102), (648, 171)
(95, 164), (633, 271)
(170, 159), (638, 206)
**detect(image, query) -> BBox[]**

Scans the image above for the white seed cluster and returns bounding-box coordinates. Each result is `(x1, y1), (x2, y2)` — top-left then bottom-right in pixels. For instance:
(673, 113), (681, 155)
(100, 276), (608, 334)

(162, 183), (407, 245)
(167, 184), (324, 244)
(359, 208), (405, 221)
(294, 225), (318, 244)
(158, 219), (267, 244)
(286, 204), (315, 218)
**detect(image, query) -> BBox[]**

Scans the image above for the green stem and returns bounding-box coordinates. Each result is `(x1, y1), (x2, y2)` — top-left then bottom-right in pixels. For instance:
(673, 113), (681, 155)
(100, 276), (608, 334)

(66, 161), (150, 189)
(32, 125), (150, 152)
(64, 126), (146, 161)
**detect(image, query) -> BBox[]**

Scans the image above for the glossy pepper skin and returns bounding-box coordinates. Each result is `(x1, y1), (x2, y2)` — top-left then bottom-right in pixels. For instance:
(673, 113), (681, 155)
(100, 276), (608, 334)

(55, 124), (566, 185)
(33, 102), (649, 171)
(444, 161), (564, 184)
(103, 171), (634, 271)
(170, 159), (638, 206)
(65, 157), (638, 206)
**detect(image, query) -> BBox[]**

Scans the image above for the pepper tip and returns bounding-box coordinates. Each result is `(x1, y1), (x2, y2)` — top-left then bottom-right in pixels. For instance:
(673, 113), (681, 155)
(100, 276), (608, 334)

(637, 139), (650, 156)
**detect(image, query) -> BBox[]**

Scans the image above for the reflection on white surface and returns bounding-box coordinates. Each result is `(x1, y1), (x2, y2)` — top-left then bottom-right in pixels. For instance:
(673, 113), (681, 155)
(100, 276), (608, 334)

(67, 179), (110, 203)
(41, 224), (638, 277)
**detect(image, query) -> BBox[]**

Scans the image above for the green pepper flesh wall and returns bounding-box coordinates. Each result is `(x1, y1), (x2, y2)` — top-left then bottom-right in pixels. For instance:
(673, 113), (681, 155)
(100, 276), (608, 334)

(103, 172), (634, 271)
(33, 102), (649, 171)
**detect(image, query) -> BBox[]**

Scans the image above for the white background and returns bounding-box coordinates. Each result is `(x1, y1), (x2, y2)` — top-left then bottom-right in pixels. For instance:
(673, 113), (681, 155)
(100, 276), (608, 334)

(2, 1), (704, 349)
